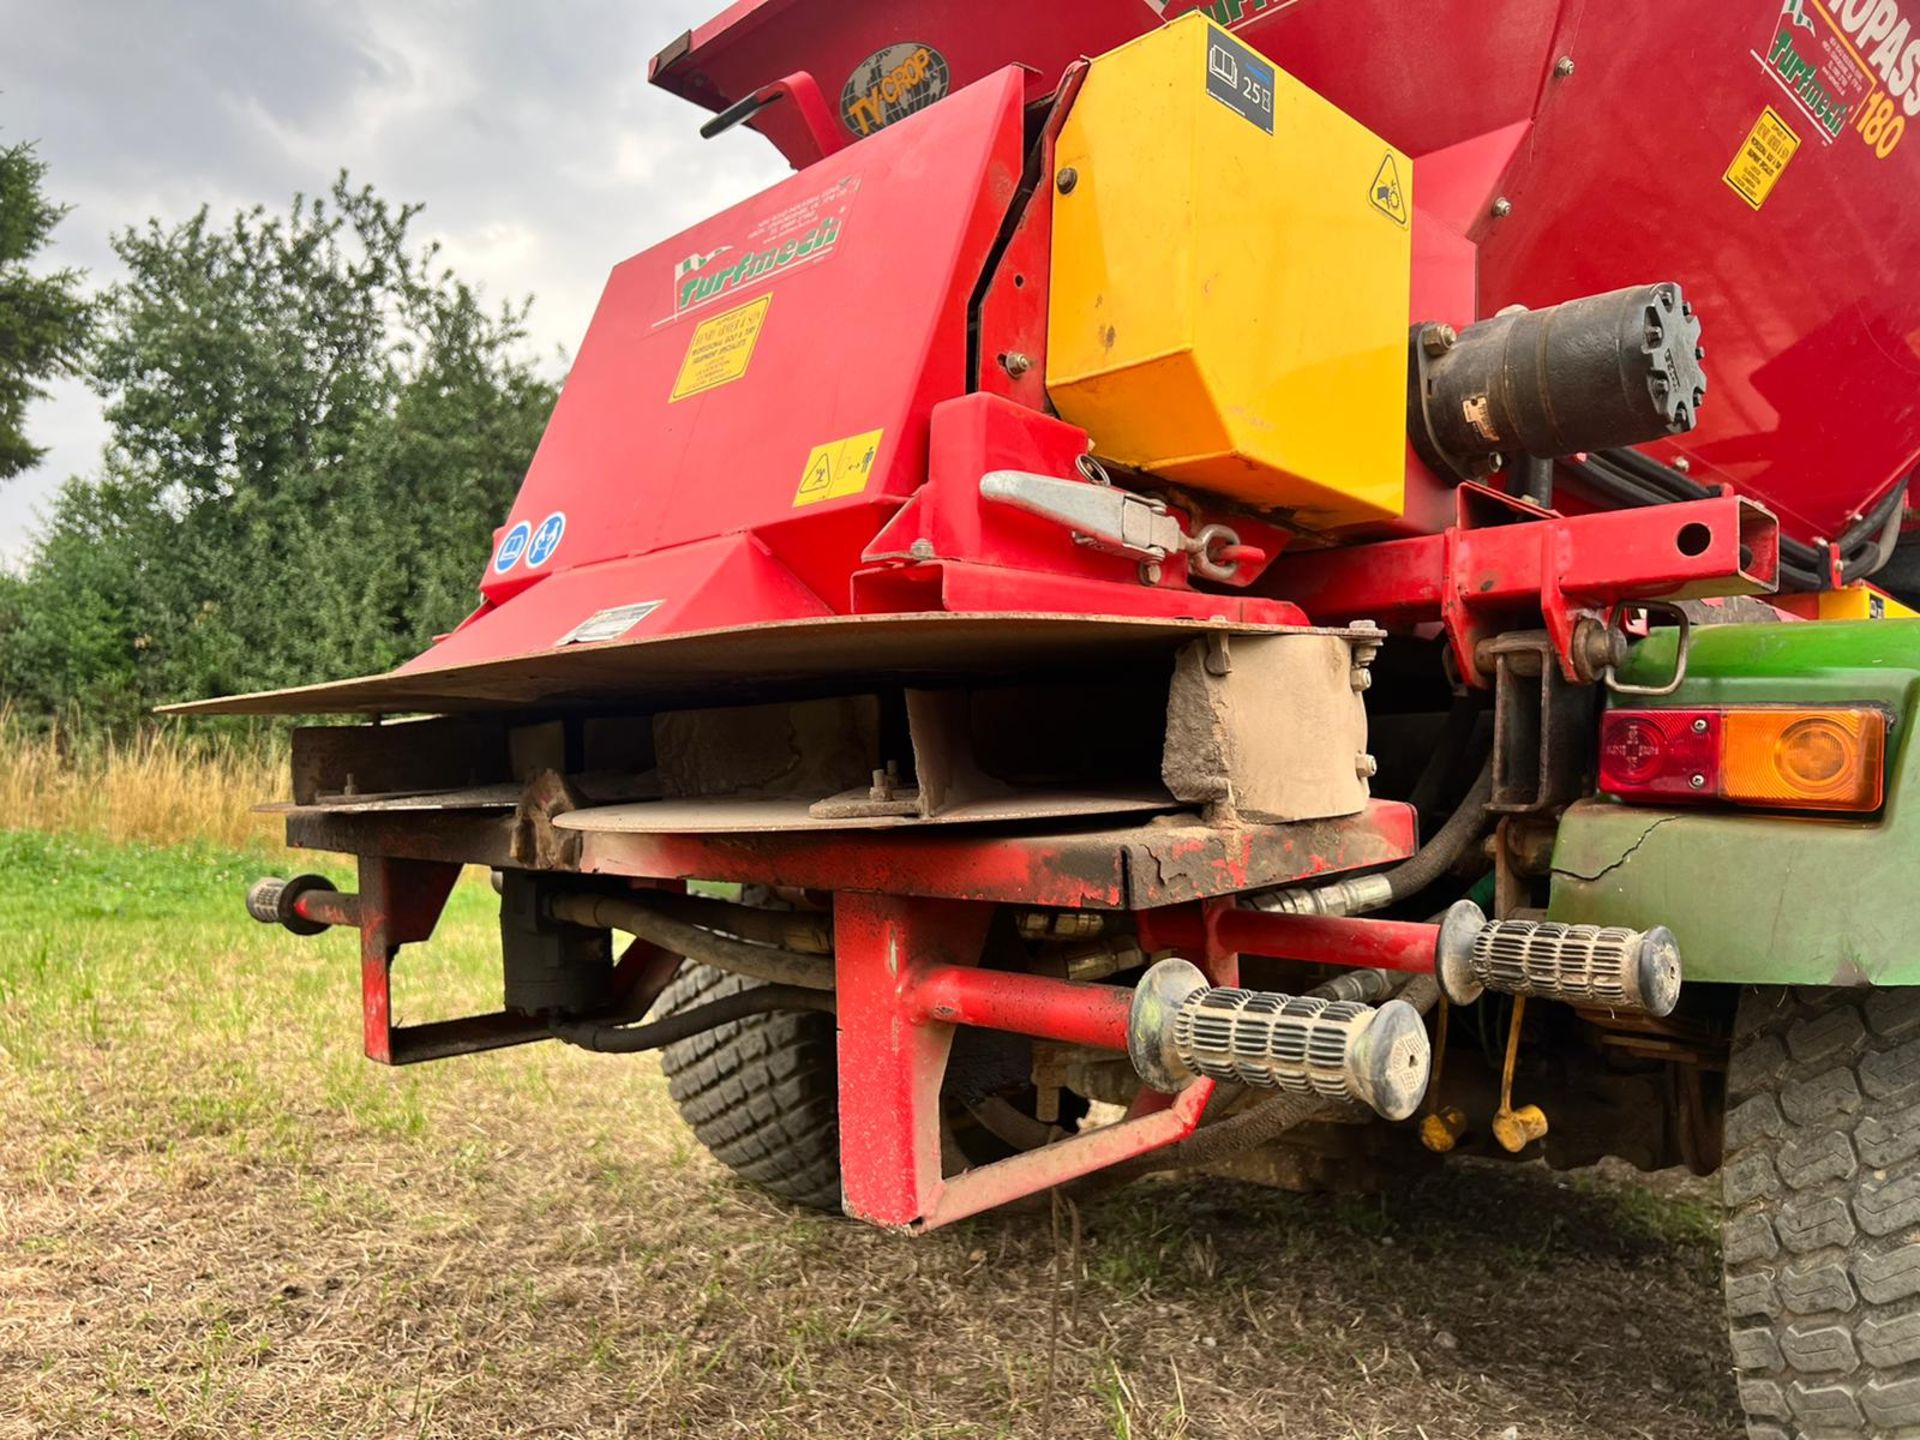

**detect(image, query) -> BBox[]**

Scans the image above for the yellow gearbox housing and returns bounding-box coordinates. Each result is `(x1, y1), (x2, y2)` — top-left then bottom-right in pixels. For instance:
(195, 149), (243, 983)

(1046, 15), (1413, 529)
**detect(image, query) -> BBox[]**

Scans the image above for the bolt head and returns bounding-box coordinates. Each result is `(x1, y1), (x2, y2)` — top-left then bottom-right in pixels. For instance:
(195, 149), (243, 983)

(1491, 196), (1513, 218)
(1419, 323), (1458, 358)
(1691, 717), (1708, 734)
(1356, 753), (1379, 779)
(1001, 351), (1032, 378)
(1555, 55), (1576, 77)
(908, 538), (935, 561)
(1139, 560), (1163, 586)
(1688, 773), (1707, 790)
(1056, 166), (1079, 194)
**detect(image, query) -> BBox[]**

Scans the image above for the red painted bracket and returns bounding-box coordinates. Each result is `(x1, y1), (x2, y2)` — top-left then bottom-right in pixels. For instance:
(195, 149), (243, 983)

(355, 858), (682, 1066)
(833, 892), (1240, 1231)
(1268, 484), (1779, 684)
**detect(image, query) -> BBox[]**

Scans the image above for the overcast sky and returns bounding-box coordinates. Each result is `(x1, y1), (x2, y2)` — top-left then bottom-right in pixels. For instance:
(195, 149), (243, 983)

(0, 0), (791, 565)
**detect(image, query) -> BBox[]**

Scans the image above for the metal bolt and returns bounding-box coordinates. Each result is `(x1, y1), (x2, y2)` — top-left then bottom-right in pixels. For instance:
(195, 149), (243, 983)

(1356, 753), (1380, 780)
(1139, 560), (1163, 585)
(1691, 717), (1708, 734)
(1491, 196), (1513, 218)
(1554, 55), (1575, 77)
(1419, 323), (1458, 358)
(1673, 456), (1692, 474)
(1056, 166), (1079, 194)
(908, 538), (935, 560)
(1688, 773), (1707, 790)
(1350, 668), (1374, 693)
(1001, 351), (1032, 378)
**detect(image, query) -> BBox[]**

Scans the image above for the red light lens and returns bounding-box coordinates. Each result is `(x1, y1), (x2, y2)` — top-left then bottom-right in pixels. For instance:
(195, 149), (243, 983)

(1599, 710), (1721, 802)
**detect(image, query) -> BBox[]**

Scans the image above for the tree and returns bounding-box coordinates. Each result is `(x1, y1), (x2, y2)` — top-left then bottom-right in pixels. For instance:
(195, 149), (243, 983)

(0, 174), (557, 728)
(0, 137), (92, 481)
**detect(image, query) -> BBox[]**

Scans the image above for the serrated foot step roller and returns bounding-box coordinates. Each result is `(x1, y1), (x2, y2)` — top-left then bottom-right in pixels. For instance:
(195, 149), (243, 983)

(1434, 900), (1682, 1016)
(1127, 959), (1431, 1121)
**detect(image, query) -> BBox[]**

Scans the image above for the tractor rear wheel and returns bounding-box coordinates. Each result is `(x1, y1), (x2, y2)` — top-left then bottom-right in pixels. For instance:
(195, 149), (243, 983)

(656, 962), (844, 1212)
(1724, 984), (1920, 1438)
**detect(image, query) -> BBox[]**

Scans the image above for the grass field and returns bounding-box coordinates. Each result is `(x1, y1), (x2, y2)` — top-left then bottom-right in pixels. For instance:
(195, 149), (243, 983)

(0, 815), (1742, 1439)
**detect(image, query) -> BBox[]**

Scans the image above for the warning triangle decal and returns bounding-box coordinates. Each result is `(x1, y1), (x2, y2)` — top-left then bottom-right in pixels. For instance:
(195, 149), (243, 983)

(796, 451), (834, 500)
(1369, 153), (1409, 227)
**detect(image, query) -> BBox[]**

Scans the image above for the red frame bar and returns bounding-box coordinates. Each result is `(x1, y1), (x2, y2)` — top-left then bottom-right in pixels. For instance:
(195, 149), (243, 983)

(575, 801), (1416, 909)
(910, 964), (1133, 1050)
(1139, 906), (1440, 975)
(1266, 487), (1777, 683)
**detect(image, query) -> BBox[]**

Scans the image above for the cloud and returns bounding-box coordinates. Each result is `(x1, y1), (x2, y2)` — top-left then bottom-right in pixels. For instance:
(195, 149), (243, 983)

(0, 0), (790, 562)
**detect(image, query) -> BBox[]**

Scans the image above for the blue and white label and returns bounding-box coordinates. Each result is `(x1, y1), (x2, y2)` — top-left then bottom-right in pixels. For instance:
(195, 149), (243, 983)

(492, 520), (532, 574)
(527, 511), (566, 568)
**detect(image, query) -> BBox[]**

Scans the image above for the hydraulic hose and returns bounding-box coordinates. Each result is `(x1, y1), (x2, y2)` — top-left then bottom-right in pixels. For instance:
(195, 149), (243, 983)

(1841, 480), (1909, 584)
(1380, 752), (1495, 904)
(1250, 750), (1494, 917)
(549, 984), (836, 1053)
(1405, 694), (1482, 825)
(547, 891), (835, 991)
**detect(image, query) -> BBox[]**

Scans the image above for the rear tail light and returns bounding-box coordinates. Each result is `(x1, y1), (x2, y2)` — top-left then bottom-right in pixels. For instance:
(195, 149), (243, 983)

(1600, 707), (1888, 813)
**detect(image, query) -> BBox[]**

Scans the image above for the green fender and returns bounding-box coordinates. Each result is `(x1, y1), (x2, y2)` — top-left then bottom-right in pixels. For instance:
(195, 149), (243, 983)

(1547, 619), (1920, 987)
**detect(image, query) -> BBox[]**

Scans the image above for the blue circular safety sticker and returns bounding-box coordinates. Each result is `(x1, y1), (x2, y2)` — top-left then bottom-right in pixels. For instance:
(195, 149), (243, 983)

(527, 511), (566, 568)
(493, 520), (532, 574)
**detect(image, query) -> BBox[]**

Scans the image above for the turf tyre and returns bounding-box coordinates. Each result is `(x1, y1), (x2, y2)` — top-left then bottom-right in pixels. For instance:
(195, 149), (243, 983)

(656, 962), (842, 1212)
(1724, 984), (1920, 1439)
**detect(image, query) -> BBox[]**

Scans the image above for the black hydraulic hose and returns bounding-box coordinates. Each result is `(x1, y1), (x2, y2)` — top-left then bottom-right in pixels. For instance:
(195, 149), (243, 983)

(549, 984), (836, 1054)
(1840, 479), (1910, 583)
(547, 891), (835, 991)
(1381, 752), (1495, 904)
(1405, 694), (1481, 825)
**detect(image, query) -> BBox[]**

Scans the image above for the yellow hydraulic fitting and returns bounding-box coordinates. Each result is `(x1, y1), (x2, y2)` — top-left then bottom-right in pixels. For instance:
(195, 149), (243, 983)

(1419, 995), (1467, 1154)
(1492, 995), (1549, 1154)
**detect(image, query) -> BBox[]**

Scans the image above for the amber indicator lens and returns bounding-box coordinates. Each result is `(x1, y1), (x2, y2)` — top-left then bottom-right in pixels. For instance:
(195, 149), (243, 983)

(1721, 708), (1886, 812)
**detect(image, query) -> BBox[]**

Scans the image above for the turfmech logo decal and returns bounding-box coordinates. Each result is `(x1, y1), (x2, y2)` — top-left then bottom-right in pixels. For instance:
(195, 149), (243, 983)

(1754, 0), (1918, 157)
(673, 217), (840, 314)
(667, 175), (860, 319)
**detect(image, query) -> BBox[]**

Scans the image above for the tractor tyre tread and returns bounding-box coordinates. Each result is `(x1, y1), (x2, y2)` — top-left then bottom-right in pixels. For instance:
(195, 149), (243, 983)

(656, 962), (841, 1213)
(1727, 985), (1920, 1438)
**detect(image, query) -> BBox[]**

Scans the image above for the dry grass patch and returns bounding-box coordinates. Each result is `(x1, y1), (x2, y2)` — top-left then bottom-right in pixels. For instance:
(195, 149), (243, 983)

(0, 829), (1739, 1438)
(0, 712), (285, 853)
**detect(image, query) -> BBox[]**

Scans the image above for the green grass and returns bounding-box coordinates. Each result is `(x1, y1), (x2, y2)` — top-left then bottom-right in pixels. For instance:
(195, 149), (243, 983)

(0, 829), (1740, 1440)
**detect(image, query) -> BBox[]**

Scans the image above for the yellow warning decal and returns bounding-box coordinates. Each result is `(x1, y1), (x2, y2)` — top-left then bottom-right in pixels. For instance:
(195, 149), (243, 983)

(669, 293), (771, 402)
(1723, 108), (1801, 212)
(1369, 152), (1408, 227)
(792, 428), (886, 508)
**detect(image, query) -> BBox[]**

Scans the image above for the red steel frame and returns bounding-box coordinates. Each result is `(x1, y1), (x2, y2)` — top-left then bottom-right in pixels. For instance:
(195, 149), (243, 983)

(1266, 484), (1779, 684)
(293, 798), (1448, 1228)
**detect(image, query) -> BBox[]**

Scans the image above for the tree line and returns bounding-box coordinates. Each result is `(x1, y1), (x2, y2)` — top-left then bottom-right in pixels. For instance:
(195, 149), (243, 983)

(0, 140), (557, 732)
